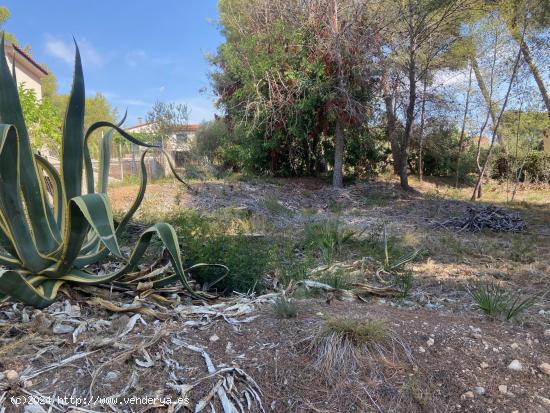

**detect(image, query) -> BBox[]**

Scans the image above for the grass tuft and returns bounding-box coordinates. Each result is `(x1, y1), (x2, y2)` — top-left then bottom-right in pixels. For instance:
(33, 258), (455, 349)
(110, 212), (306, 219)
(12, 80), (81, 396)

(469, 283), (538, 320)
(308, 317), (411, 382)
(272, 296), (298, 318)
(322, 318), (389, 346)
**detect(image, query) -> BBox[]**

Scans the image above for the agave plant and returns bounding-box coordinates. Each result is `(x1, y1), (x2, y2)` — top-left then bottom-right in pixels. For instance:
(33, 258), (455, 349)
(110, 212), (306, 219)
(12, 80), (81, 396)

(0, 36), (215, 308)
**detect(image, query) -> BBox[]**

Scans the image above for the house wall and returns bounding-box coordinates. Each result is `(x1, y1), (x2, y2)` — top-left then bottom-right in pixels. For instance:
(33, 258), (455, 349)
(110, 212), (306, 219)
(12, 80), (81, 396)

(4, 52), (44, 100)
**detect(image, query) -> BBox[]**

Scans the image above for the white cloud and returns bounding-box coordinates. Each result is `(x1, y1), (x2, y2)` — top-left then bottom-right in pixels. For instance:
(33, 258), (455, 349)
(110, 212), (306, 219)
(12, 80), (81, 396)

(44, 35), (106, 67)
(44, 37), (73, 65)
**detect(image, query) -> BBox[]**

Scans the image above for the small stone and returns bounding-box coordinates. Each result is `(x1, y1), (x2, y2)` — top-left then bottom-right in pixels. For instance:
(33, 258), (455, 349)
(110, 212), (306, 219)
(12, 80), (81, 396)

(508, 360), (522, 371)
(511, 411), (519, 413)
(474, 386), (485, 395)
(498, 385), (508, 394)
(544, 329), (550, 337)
(510, 342), (519, 350)
(52, 323), (75, 334)
(23, 380), (32, 388)
(539, 363), (550, 376)
(105, 371), (119, 382)
(209, 334), (220, 342)
(418, 346), (426, 353)
(461, 391), (474, 399)
(427, 338), (435, 347)
(480, 362), (489, 369)
(5, 370), (18, 383)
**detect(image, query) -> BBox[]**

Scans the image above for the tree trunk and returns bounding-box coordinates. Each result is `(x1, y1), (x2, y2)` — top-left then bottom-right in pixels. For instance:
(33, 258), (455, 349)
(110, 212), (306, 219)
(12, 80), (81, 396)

(472, 58), (505, 145)
(418, 80), (427, 182)
(333, 117), (345, 188)
(510, 29), (550, 118)
(400, 42), (417, 191)
(455, 63), (473, 187)
(384, 94), (401, 175)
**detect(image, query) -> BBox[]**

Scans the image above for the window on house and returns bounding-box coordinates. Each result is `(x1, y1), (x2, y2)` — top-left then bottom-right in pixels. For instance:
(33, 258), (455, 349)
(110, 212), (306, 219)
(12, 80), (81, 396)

(176, 133), (188, 145)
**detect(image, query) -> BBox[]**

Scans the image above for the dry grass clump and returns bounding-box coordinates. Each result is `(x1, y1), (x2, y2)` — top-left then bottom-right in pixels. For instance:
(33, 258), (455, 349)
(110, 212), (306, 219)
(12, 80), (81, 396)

(308, 317), (411, 381)
(322, 318), (389, 345)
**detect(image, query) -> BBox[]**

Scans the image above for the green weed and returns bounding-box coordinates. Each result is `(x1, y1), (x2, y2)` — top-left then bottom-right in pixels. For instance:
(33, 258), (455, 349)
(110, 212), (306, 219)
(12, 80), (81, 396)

(469, 283), (538, 320)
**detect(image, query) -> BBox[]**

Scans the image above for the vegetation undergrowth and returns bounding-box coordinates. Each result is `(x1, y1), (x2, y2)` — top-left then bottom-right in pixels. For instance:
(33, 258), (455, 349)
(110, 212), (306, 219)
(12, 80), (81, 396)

(469, 283), (539, 321)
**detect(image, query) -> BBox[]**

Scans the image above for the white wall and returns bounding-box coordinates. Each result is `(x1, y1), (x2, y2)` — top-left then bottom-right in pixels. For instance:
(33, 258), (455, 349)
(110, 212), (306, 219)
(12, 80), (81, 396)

(4, 53), (44, 100)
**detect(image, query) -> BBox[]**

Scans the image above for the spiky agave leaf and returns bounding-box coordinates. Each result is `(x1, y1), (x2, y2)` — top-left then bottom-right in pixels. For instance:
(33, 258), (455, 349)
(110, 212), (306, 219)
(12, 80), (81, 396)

(0, 35), (61, 253)
(0, 35), (218, 308)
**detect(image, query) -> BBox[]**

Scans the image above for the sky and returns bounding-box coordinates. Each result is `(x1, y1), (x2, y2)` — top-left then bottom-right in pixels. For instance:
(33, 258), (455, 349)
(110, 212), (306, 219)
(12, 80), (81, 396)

(3, 0), (224, 126)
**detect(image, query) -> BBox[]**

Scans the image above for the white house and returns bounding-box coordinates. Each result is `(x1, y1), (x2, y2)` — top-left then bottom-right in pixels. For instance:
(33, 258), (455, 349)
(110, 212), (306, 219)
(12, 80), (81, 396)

(125, 121), (201, 167)
(4, 42), (48, 100)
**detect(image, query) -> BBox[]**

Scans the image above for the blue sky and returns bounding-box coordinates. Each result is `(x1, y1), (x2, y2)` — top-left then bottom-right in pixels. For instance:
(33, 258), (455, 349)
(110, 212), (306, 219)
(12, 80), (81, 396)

(3, 0), (223, 125)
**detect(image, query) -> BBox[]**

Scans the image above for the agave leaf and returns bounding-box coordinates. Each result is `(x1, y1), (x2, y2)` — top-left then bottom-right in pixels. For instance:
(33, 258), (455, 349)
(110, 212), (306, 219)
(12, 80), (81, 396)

(72, 194), (122, 258)
(0, 36), (60, 253)
(159, 148), (192, 190)
(44, 194), (122, 277)
(61, 40), (85, 202)
(35, 154), (64, 227)
(84, 120), (156, 195)
(144, 223), (199, 296)
(0, 270), (60, 308)
(75, 148), (191, 268)
(73, 150), (150, 268)
(0, 248), (21, 268)
(0, 124), (55, 272)
(98, 112), (127, 194)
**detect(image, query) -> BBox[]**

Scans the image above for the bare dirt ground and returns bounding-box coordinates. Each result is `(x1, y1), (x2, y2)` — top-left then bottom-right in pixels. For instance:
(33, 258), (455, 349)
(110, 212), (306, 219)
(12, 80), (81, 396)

(1, 176), (549, 412)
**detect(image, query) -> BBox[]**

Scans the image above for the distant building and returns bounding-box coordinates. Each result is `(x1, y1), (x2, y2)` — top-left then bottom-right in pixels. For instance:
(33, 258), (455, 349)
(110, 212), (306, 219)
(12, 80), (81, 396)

(471, 135), (490, 147)
(125, 121), (201, 167)
(4, 43), (48, 100)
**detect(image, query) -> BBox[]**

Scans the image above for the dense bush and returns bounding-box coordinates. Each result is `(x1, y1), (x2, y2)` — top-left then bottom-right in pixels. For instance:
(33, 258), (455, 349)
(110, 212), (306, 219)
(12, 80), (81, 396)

(491, 151), (550, 183)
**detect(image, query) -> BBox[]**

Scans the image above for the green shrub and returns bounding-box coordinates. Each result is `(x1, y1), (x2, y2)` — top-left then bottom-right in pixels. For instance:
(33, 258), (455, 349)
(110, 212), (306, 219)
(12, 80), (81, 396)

(303, 219), (355, 264)
(169, 211), (269, 294)
(269, 242), (313, 286)
(186, 234), (270, 294)
(492, 151), (550, 183)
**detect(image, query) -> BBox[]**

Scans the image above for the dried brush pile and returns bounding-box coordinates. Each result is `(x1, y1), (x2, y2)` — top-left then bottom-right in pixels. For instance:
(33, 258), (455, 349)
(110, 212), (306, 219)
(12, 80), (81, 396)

(438, 205), (527, 233)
